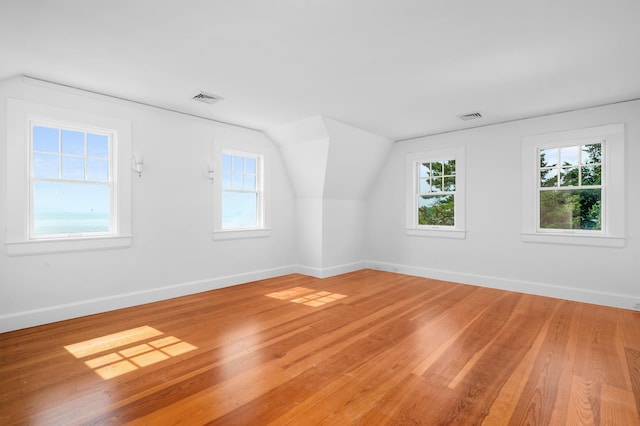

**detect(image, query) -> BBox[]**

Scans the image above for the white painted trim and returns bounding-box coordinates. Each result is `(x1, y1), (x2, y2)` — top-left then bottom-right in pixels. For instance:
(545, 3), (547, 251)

(0, 265), (296, 333)
(366, 260), (639, 311)
(212, 229), (271, 240)
(295, 261), (368, 279)
(6, 235), (133, 256)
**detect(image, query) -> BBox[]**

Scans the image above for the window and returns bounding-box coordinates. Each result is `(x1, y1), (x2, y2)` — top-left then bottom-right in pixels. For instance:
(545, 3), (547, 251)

(405, 147), (466, 239)
(221, 152), (262, 229)
(6, 99), (132, 255)
(538, 142), (602, 231)
(522, 123), (625, 247)
(212, 146), (270, 240)
(30, 122), (114, 238)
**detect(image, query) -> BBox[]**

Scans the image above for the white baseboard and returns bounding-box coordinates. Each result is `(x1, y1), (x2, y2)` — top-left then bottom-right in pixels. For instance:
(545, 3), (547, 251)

(0, 265), (297, 333)
(3, 260), (635, 333)
(366, 260), (638, 311)
(295, 261), (368, 279)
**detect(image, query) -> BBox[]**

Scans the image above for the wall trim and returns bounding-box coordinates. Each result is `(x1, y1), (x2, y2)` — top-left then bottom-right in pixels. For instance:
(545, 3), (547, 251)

(0, 265), (297, 333)
(295, 261), (368, 279)
(366, 260), (638, 311)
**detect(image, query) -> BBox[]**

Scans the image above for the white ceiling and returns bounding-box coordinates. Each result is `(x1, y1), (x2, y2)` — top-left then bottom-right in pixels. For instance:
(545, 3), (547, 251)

(2, 0), (639, 141)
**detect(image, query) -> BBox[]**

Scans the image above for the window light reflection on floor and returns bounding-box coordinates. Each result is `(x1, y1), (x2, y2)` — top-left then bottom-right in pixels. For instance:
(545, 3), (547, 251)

(266, 288), (348, 307)
(64, 326), (197, 380)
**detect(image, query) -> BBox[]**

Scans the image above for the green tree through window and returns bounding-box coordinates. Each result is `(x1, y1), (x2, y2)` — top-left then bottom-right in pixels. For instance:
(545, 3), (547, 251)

(539, 143), (602, 230)
(417, 160), (456, 226)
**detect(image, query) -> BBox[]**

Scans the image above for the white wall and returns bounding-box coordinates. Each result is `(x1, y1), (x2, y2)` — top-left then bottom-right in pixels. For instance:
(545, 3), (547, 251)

(0, 77), (297, 332)
(366, 100), (640, 309)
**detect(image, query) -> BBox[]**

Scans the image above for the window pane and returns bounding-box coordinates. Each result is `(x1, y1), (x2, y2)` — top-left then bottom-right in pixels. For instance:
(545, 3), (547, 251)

(87, 158), (109, 181)
(87, 134), (109, 158)
(419, 163), (430, 178)
(431, 178), (443, 192)
(443, 160), (456, 176)
(245, 157), (256, 174)
(244, 174), (256, 191)
(444, 176), (456, 191)
(539, 189), (601, 230)
(582, 143), (602, 164)
(560, 166), (579, 186)
(540, 168), (558, 187)
(222, 192), (257, 228)
(33, 126), (59, 152)
(431, 162), (443, 176)
(61, 130), (85, 155)
(222, 171), (232, 190)
(560, 146), (579, 166)
(222, 154), (232, 172)
(419, 178), (430, 193)
(232, 156), (244, 172)
(539, 148), (558, 167)
(232, 173), (244, 190)
(33, 153), (59, 178)
(581, 165), (601, 186)
(418, 194), (454, 226)
(62, 156), (85, 180)
(33, 182), (110, 234)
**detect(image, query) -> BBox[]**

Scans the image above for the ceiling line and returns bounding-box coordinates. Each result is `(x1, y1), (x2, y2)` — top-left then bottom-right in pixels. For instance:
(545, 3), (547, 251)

(396, 96), (640, 143)
(21, 75), (261, 133)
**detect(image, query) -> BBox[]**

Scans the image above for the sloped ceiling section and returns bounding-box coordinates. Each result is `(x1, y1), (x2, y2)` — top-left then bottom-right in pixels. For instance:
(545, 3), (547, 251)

(267, 116), (393, 200)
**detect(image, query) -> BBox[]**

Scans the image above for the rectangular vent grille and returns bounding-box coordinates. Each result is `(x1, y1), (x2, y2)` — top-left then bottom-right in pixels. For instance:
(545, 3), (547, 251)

(458, 112), (483, 121)
(192, 91), (224, 104)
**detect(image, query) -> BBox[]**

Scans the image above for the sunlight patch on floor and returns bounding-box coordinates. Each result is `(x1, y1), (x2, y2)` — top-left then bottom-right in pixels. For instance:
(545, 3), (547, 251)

(64, 326), (197, 380)
(266, 287), (348, 307)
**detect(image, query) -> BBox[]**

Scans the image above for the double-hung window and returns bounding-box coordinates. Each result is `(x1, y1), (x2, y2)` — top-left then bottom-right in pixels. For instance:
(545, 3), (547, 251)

(212, 145), (270, 240)
(6, 99), (132, 255)
(405, 147), (466, 239)
(522, 123), (625, 247)
(221, 151), (262, 230)
(30, 122), (113, 237)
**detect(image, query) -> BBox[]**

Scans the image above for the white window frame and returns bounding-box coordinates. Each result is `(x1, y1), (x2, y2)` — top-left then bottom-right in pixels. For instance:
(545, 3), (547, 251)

(29, 119), (116, 239)
(405, 146), (466, 239)
(6, 99), (132, 255)
(212, 145), (271, 240)
(521, 123), (625, 247)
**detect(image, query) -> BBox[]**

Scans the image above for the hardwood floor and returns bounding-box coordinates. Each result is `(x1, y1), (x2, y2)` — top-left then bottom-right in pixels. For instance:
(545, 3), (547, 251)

(1, 270), (639, 425)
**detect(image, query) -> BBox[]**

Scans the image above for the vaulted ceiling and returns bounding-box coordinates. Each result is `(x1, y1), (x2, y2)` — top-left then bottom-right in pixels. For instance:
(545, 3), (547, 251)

(2, 0), (639, 140)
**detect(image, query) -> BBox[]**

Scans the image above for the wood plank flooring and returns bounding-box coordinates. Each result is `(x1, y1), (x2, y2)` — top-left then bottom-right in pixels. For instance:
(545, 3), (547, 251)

(1, 270), (639, 425)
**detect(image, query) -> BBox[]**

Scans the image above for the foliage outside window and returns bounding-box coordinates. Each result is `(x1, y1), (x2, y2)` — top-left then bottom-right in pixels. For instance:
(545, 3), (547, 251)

(406, 147), (466, 239)
(221, 152), (262, 230)
(538, 142), (602, 232)
(31, 122), (113, 237)
(417, 160), (456, 227)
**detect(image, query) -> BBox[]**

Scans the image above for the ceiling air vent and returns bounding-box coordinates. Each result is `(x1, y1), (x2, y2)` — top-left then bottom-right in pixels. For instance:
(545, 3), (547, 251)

(458, 112), (483, 121)
(192, 91), (224, 104)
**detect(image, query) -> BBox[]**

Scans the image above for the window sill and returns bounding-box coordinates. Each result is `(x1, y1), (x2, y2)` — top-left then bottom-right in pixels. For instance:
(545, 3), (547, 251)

(521, 232), (625, 248)
(6, 235), (133, 256)
(212, 228), (271, 241)
(405, 228), (466, 239)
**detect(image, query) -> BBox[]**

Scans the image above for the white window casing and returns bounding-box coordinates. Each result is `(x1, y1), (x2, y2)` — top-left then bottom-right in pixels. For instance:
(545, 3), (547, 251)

(6, 99), (132, 255)
(212, 144), (271, 240)
(521, 123), (625, 247)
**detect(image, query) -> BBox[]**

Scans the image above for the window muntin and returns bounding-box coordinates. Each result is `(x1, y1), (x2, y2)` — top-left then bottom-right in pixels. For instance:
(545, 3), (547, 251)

(538, 142), (603, 232)
(416, 160), (456, 227)
(221, 152), (262, 230)
(30, 122), (114, 238)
